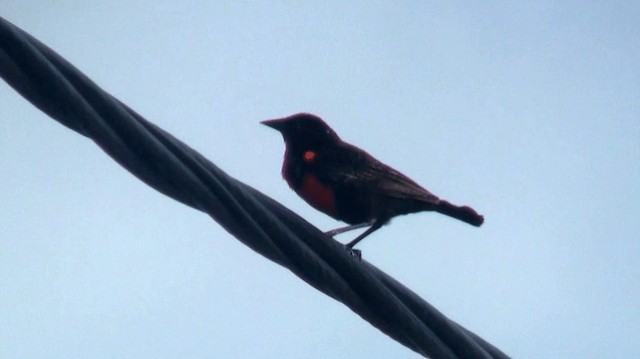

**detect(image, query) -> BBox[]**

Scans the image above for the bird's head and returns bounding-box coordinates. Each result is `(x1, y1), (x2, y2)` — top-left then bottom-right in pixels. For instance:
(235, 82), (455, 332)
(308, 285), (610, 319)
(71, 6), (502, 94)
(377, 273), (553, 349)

(261, 113), (340, 149)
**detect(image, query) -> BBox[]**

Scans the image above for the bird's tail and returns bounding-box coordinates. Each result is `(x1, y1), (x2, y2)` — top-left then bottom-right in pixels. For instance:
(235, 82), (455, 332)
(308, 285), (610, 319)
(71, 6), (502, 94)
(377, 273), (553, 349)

(435, 200), (484, 227)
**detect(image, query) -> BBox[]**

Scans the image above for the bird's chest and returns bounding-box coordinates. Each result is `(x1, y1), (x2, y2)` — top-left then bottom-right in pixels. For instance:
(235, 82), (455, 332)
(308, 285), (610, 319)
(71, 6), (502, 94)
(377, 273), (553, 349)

(281, 149), (338, 218)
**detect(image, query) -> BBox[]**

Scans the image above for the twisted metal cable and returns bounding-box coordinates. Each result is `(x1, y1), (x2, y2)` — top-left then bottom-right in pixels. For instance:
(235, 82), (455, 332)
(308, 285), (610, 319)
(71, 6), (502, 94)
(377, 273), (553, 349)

(0, 17), (510, 359)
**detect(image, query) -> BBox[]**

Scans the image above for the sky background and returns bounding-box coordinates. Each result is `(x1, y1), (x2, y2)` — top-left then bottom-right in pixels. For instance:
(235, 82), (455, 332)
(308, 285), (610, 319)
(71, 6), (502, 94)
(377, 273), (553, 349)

(1, 2), (639, 358)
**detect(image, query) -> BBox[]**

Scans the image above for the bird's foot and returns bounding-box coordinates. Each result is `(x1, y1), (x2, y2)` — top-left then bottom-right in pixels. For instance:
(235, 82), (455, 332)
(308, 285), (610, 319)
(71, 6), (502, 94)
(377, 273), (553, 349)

(346, 247), (362, 260)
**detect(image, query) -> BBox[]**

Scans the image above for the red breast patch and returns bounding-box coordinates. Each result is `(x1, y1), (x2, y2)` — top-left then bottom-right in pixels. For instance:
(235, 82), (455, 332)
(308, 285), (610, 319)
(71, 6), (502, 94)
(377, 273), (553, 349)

(297, 174), (338, 218)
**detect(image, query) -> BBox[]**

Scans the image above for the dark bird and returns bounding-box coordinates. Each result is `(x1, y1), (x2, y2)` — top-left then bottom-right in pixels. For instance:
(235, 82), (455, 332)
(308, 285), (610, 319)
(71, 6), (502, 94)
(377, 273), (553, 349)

(262, 113), (483, 252)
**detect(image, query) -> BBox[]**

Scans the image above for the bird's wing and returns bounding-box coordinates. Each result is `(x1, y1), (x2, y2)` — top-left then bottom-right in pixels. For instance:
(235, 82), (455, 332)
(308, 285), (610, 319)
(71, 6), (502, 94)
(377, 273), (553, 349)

(316, 143), (440, 204)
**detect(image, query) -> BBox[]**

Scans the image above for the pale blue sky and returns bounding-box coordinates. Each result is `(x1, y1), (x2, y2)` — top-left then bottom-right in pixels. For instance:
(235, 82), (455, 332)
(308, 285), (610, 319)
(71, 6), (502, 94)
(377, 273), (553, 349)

(1, 2), (639, 358)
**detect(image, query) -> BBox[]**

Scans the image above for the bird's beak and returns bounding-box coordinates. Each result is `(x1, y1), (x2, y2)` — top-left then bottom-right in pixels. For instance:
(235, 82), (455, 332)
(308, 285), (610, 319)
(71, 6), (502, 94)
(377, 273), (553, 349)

(260, 118), (287, 131)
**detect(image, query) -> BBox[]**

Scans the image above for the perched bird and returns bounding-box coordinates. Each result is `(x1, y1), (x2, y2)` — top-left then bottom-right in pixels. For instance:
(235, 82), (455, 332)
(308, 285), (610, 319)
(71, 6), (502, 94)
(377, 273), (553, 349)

(262, 113), (483, 251)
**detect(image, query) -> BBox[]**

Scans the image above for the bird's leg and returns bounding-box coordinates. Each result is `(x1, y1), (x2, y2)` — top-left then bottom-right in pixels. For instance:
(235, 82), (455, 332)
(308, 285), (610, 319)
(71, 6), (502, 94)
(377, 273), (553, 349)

(324, 220), (375, 237)
(345, 219), (384, 249)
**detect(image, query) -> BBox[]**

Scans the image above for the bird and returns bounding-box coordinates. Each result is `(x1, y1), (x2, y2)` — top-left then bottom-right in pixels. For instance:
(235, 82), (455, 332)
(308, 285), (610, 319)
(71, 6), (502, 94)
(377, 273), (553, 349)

(261, 113), (483, 253)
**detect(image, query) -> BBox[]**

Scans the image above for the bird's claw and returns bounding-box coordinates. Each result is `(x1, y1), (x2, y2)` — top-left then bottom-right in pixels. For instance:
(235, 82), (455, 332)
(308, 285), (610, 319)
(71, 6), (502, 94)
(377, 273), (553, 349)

(347, 247), (362, 260)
